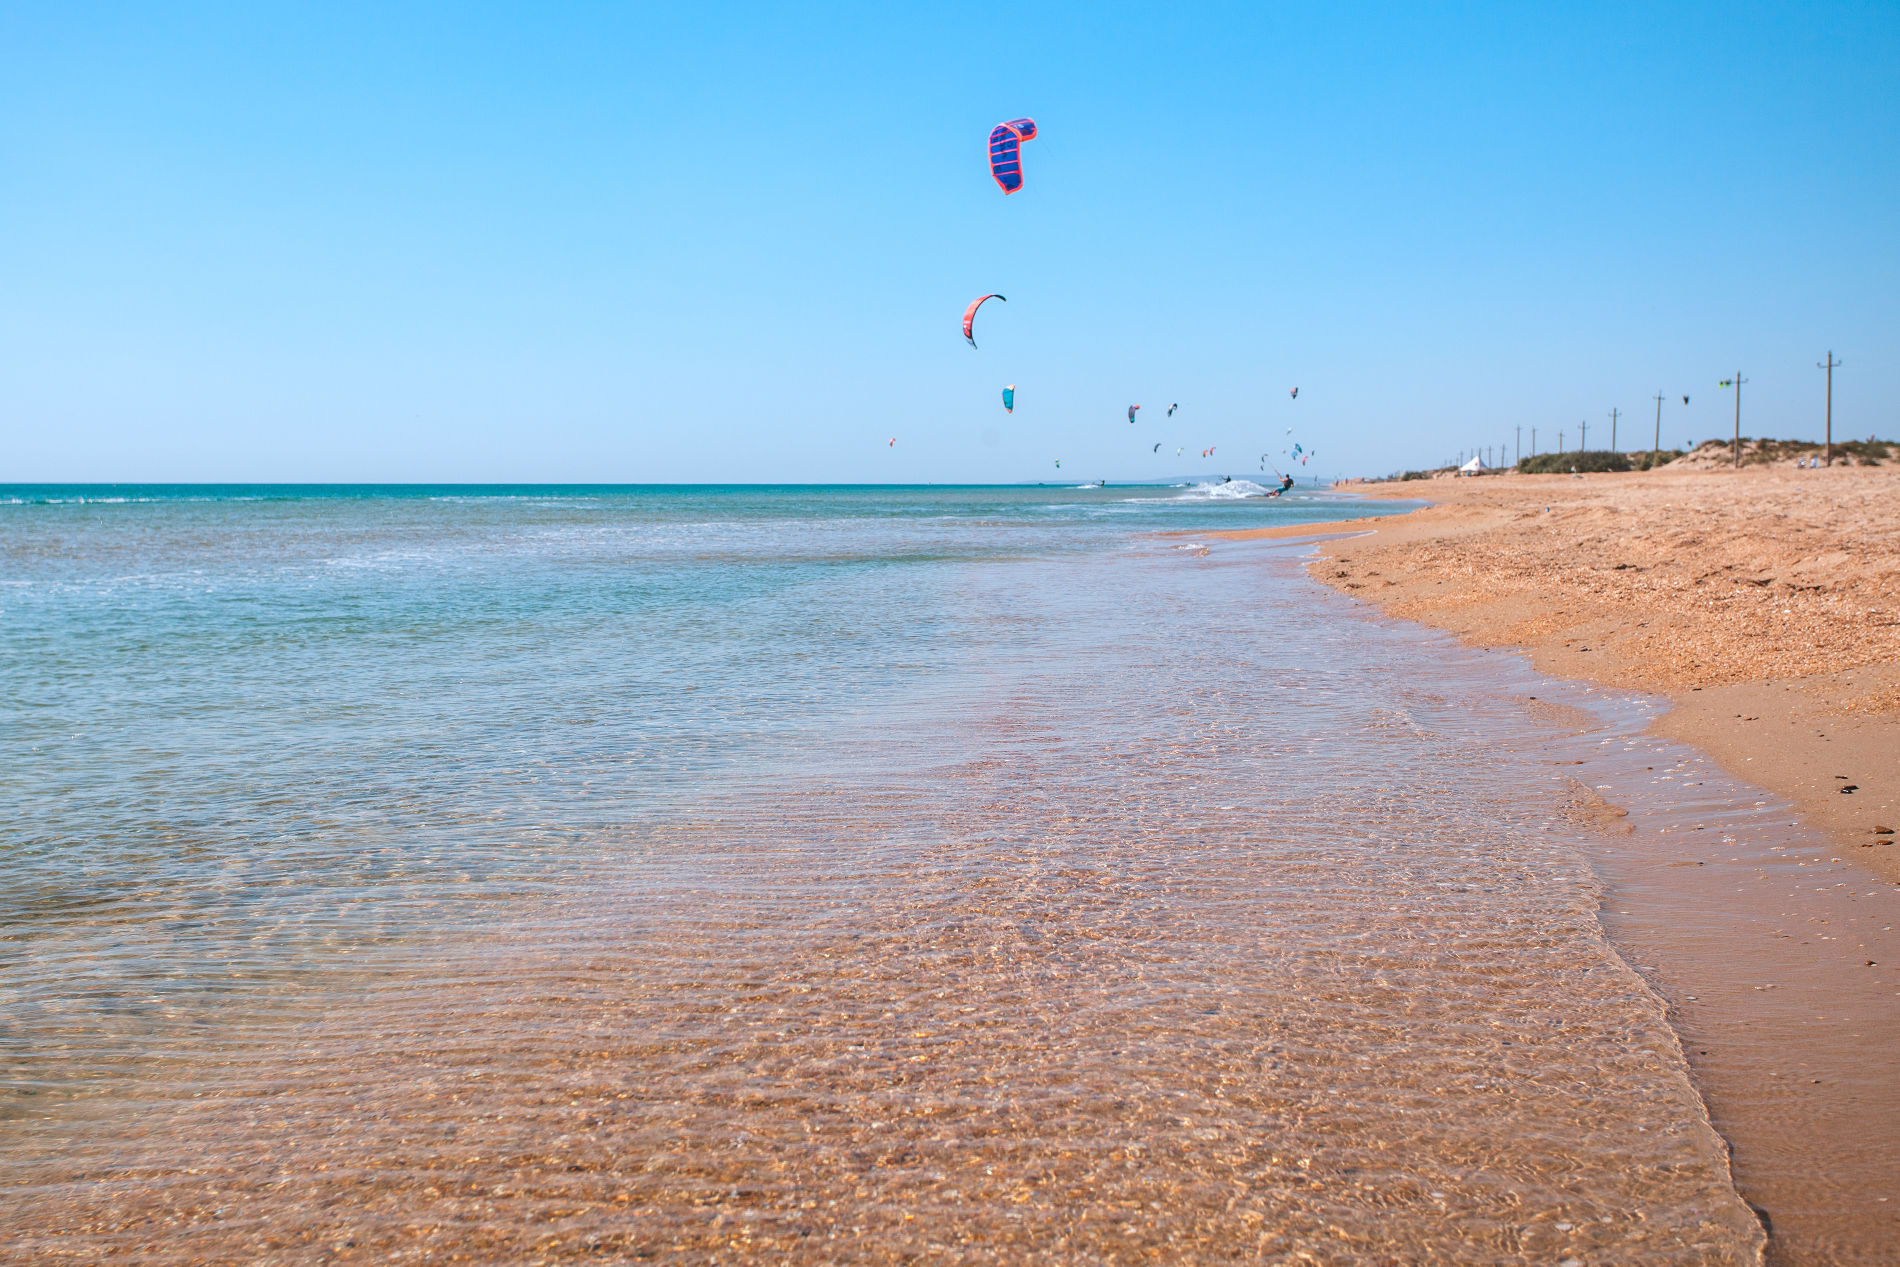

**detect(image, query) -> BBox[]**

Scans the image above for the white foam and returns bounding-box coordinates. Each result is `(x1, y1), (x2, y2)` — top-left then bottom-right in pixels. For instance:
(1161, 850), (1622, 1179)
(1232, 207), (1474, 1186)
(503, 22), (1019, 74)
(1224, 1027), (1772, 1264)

(1174, 478), (1275, 500)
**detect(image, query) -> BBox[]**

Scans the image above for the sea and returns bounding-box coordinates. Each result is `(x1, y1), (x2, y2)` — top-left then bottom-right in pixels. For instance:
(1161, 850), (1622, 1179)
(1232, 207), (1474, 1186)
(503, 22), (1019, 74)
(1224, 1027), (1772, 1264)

(0, 483), (1767, 1262)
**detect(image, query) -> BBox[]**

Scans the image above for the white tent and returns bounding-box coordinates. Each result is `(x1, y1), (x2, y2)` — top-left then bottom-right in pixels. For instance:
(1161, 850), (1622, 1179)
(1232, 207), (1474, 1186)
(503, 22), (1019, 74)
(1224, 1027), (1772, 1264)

(1457, 454), (1486, 476)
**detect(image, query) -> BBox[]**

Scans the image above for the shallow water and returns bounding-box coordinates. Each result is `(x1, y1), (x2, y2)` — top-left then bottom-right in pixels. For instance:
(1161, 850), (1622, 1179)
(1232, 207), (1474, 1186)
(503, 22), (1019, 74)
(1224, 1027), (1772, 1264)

(1498, 677), (1900, 1264)
(1, 486), (1764, 1262)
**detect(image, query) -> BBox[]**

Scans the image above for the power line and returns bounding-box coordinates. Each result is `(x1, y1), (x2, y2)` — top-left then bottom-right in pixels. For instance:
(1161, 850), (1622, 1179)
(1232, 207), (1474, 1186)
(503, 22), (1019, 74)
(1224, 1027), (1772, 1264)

(1719, 372), (1747, 468)
(1652, 391), (1664, 469)
(1818, 352), (1842, 466)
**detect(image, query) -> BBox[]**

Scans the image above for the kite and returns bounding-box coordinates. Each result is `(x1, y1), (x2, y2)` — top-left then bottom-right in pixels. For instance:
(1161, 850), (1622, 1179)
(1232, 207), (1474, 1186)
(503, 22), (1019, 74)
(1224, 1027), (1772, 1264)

(963, 293), (1006, 348)
(1290, 387), (1300, 399)
(889, 438), (896, 447)
(1128, 404), (1141, 423)
(1152, 443), (1162, 452)
(1683, 395), (1690, 404)
(1054, 459), (1061, 468)
(1001, 384), (1016, 413)
(1167, 403), (1179, 416)
(988, 118), (1038, 195)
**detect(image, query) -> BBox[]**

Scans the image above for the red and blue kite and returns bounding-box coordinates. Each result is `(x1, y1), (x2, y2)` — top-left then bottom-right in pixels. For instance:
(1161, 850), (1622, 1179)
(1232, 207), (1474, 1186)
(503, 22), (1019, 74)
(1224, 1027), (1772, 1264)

(988, 118), (1038, 195)
(963, 293), (1005, 348)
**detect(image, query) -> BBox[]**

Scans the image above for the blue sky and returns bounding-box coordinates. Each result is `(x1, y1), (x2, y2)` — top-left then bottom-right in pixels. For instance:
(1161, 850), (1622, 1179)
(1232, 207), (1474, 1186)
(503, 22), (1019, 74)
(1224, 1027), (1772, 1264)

(3, 1), (1895, 482)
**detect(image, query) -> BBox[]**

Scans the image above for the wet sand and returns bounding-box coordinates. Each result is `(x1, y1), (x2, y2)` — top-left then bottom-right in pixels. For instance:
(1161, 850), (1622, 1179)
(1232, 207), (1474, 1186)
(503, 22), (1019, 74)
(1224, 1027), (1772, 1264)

(1496, 676), (1900, 1265)
(1236, 465), (1900, 874)
(1207, 467), (1900, 1262)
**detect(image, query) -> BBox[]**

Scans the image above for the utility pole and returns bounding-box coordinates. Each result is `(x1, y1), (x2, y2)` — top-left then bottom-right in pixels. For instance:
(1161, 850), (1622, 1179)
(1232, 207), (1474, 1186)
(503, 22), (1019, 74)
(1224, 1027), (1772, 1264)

(1515, 425), (1521, 467)
(1720, 372), (1747, 468)
(1609, 407), (1620, 452)
(1559, 430), (1565, 454)
(1531, 427), (1537, 457)
(1818, 352), (1841, 465)
(1652, 391), (1664, 469)
(1580, 418), (1588, 451)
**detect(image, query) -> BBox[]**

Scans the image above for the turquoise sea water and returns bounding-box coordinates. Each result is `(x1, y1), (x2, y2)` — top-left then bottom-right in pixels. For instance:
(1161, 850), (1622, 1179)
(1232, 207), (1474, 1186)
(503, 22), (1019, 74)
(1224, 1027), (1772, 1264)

(2, 484), (1371, 976)
(0, 484), (1767, 1262)
(1, 482), (1397, 1100)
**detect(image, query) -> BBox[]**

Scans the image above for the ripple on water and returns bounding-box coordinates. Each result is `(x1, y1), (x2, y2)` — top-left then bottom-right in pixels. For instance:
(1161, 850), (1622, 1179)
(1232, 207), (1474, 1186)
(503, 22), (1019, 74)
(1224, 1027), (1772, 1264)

(0, 493), (1761, 1262)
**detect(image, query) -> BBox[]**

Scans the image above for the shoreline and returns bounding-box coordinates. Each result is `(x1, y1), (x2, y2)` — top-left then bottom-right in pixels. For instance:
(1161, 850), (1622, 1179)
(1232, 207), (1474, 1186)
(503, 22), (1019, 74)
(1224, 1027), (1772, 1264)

(1215, 467), (1900, 878)
(6, 484), (1889, 1261)
(5, 500), (1784, 1264)
(1474, 663), (1900, 1264)
(1224, 469), (1900, 1262)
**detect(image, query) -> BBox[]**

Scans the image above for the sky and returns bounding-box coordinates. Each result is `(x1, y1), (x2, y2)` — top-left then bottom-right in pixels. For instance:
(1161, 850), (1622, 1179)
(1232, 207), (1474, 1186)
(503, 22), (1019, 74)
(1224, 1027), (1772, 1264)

(2, 1), (1896, 483)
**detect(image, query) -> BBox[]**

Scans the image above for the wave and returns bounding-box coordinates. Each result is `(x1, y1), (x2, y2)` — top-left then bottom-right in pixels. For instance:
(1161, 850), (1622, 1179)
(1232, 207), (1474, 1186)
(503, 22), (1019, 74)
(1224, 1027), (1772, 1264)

(1173, 478), (1276, 500)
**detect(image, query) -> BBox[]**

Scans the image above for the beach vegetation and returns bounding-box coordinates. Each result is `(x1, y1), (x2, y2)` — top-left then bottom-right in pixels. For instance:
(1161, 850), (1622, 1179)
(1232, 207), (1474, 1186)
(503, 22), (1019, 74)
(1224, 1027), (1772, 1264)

(1676, 437), (1896, 467)
(1629, 449), (1683, 470)
(1835, 437), (1897, 464)
(1517, 450), (1630, 474)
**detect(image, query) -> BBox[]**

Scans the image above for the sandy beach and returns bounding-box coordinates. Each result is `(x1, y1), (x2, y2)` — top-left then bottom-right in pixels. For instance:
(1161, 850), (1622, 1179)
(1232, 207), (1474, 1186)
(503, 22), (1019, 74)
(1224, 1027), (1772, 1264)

(1227, 465), (1900, 875)
(1210, 464), (1900, 1262)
